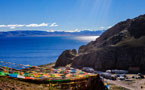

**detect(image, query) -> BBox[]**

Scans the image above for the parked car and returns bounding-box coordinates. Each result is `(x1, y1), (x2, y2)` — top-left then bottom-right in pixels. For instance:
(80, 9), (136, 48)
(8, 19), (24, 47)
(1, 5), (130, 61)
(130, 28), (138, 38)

(132, 76), (136, 79)
(119, 76), (125, 80)
(114, 74), (120, 78)
(106, 70), (111, 73)
(120, 74), (127, 78)
(136, 76), (141, 79)
(100, 73), (112, 80)
(111, 75), (117, 80)
(138, 73), (144, 79)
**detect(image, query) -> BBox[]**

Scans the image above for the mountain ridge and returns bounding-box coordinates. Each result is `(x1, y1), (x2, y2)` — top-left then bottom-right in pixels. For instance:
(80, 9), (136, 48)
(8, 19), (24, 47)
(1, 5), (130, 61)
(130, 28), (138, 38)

(0, 30), (105, 37)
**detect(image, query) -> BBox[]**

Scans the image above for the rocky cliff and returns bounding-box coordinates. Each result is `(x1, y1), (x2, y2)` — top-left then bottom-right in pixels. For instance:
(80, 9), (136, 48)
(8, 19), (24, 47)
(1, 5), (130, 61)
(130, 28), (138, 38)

(55, 14), (145, 72)
(55, 49), (77, 67)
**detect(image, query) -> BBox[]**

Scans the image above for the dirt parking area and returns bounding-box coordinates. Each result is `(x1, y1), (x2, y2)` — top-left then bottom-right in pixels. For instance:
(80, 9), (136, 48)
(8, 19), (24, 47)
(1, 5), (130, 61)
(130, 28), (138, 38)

(105, 74), (145, 90)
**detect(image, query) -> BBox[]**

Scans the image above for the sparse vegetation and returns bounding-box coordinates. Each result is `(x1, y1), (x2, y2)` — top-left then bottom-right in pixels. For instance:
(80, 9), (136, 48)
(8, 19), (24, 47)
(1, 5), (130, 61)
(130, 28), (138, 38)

(0, 77), (58, 90)
(109, 84), (130, 90)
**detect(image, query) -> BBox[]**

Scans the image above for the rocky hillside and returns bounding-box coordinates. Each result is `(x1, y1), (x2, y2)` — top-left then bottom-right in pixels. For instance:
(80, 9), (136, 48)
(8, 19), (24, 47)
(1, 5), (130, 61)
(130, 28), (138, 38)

(55, 14), (145, 72)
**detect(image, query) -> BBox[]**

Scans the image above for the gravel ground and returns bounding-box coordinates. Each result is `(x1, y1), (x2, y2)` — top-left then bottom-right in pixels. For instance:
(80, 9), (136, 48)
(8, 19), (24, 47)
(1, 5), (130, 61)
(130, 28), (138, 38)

(105, 74), (145, 90)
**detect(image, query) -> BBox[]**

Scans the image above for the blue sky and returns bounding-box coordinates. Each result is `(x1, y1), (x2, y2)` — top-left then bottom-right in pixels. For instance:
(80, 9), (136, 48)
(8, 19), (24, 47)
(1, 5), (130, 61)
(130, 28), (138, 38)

(0, 0), (145, 32)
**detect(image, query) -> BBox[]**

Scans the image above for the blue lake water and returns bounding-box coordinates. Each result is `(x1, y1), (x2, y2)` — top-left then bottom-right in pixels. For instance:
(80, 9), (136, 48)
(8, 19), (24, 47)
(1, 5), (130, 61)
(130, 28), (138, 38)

(0, 36), (98, 66)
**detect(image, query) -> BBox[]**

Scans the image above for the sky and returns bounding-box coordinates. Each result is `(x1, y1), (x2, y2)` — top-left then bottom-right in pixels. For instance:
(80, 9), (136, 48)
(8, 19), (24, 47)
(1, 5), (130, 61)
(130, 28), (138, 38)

(0, 0), (145, 32)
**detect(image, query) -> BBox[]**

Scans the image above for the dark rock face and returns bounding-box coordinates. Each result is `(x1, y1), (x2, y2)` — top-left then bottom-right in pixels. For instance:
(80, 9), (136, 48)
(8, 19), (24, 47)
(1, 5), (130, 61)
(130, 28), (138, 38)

(73, 46), (145, 71)
(128, 15), (145, 38)
(55, 49), (77, 67)
(71, 49), (77, 55)
(86, 75), (106, 90)
(55, 14), (145, 72)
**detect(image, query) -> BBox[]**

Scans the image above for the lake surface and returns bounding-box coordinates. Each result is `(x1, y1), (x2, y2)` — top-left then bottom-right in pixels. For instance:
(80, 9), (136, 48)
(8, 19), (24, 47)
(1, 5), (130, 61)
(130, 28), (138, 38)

(0, 36), (98, 66)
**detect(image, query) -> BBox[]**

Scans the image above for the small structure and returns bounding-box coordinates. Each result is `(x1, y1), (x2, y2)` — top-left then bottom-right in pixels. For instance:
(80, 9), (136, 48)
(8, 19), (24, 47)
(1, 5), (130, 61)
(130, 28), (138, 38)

(82, 67), (94, 73)
(111, 70), (128, 74)
(128, 67), (140, 73)
(100, 73), (113, 80)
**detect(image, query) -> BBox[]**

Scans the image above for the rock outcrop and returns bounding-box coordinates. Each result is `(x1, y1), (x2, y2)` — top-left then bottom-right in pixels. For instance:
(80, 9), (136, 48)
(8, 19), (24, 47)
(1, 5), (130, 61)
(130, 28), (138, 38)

(55, 49), (77, 67)
(55, 14), (145, 72)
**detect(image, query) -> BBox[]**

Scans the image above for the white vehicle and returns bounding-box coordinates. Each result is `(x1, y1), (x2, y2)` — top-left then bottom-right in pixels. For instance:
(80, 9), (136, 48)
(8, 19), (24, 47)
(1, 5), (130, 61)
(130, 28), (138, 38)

(119, 76), (125, 80)
(106, 70), (111, 73)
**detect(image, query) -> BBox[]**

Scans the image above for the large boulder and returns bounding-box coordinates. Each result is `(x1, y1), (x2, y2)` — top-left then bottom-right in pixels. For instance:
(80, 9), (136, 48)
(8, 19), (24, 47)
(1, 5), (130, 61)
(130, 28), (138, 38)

(55, 49), (77, 67)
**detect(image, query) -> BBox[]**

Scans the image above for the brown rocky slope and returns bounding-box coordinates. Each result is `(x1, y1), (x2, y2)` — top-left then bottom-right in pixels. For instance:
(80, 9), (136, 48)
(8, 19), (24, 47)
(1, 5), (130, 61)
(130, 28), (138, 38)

(55, 14), (145, 72)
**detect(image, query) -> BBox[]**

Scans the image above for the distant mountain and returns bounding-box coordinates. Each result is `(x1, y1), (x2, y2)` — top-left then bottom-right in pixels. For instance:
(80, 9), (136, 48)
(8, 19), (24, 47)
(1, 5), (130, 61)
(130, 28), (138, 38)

(0, 30), (105, 37)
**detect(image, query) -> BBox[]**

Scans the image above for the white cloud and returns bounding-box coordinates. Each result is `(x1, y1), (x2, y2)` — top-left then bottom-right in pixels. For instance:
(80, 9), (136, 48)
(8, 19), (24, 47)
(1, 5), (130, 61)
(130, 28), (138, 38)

(46, 30), (64, 32)
(0, 23), (48, 29)
(46, 29), (94, 32)
(96, 26), (113, 30)
(46, 30), (55, 32)
(0, 25), (7, 27)
(26, 23), (48, 27)
(99, 27), (105, 30)
(10, 27), (15, 29)
(107, 26), (112, 29)
(49, 23), (59, 27)
(64, 29), (81, 32)
(7, 24), (25, 29)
